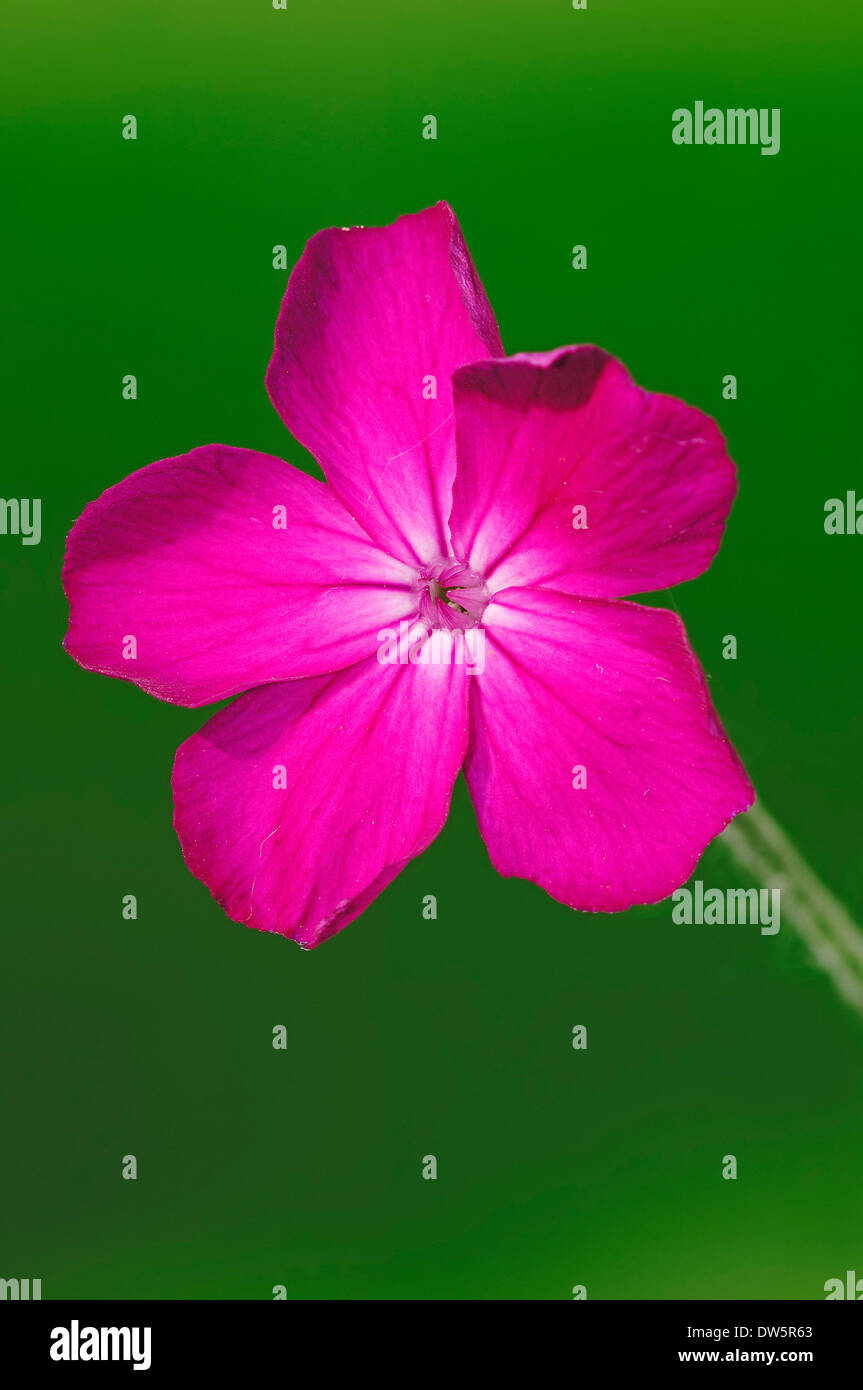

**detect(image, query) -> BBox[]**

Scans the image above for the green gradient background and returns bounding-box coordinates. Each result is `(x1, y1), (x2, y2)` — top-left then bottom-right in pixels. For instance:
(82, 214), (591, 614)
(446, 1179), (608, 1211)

(2, 0), (862, 1300)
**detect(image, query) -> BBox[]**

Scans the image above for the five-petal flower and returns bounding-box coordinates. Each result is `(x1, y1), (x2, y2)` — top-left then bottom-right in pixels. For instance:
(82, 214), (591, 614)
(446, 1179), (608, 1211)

(63, 201), (753, 947)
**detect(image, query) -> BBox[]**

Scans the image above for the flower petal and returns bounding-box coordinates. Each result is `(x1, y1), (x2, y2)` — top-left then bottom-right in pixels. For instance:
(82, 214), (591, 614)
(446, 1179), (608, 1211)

(450, 347), (737, 597)
(266, 201), (503, 567)
(63, 444), (417, 706)
(465, 587), (753, 911)
(172, 656), (469, 946)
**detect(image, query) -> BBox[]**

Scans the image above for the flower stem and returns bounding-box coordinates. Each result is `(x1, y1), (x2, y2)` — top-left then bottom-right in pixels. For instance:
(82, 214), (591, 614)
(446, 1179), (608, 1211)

(720, 801), (863, 1015)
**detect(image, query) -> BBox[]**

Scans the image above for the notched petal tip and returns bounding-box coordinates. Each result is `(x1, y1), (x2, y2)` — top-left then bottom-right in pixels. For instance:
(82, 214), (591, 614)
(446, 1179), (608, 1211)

(61, 443), (415, 707)
(265, 200), (503, 568)
(450, 344), (738, 598)
(171, 659), (470, 947)
(465, 587), (754, 916)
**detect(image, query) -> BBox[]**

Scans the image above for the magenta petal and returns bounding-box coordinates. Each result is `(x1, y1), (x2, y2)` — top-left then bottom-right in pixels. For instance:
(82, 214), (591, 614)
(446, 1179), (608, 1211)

(266, 202), (503, 568)
(63, 445), (418, 707)
(450, 347), (737, 598)
(465, 587), (753, 911)
(172, 656), (469, 946)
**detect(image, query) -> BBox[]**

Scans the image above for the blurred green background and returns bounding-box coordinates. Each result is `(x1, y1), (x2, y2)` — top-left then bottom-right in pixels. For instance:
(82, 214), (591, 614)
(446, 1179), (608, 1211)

(2, 0), (862, 1299)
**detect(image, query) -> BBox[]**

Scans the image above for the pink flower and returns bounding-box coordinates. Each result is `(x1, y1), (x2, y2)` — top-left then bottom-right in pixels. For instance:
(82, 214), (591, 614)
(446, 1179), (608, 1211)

(63, 202), (753, 948)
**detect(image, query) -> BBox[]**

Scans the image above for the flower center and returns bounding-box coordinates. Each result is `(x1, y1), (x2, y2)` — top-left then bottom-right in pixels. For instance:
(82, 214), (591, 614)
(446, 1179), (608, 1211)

(418, 559), (490, 631)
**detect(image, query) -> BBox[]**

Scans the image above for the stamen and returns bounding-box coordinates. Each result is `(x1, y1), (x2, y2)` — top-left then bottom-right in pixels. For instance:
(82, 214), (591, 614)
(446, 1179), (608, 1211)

(419, 559), (490, 630)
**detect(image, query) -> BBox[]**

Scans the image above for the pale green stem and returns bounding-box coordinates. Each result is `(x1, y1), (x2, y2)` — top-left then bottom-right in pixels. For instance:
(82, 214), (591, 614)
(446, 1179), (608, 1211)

(720, 801), (863, 1015)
